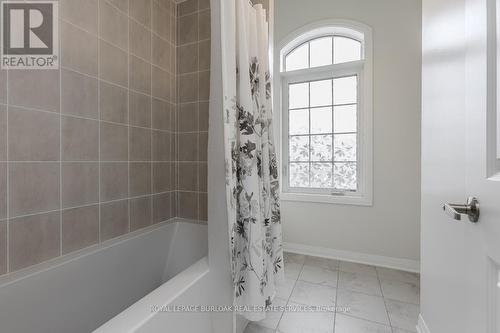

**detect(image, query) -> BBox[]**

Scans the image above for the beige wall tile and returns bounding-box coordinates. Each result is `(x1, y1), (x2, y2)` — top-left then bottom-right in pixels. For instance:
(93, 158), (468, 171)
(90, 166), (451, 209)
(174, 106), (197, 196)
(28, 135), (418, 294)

(198, 101), (209, 131)
(198, 162), (207, 192)
(62, 162), (99, 208)
(130, 19), (151, 61)
(100, 122), (128, 161)
(9, 163), (60, 217)
(178, 0), (197, 16)
(198, 9), (211, 40)
(130, 56), (152, 94)
(178, 162), (197, 191)
(198, 70), (210, 101)
(152, 131), (172, 161)
(8, 70), (60, 113)
(61, 0), (98, 34)
(0, 220), (6, 275)
(130, 163), (152, 196)
(179, 73), (198, 103)
(179, 13), (198, 45)
(130, 0), (151, 28)
(0, 163), (6, 219)
(0, 70), (7, 104)
(178, 43), (198, 74)
(152, 162), (172, 193)
(62, 116), (99, 161)
(99, 40), (128, 87)
(198, 0), (210, 10)
(100, 200), (129, 241)
(198, 40), (211, 71)
(8, 107), (60, 161)
(152, 1), (170, 41)
(199, 132), (208, 161)
(99, 81), (128, 124)
(61, 69), (99, 119)
(130, 127), (152, 161)
(9, 211), (60, 271)
(178, 133), (197, 161)
(129, 91), (152, 128)
(130, 196), (152, 231)
(153, 192), (172, 223)
(61, 21), (98, 76)
(100, 162), (128, 201)
(152, 98), (171, 131)
(152, 34), (170, 71)
(178, 191), (198, 219)
(198, 192), (207, 221)
(178, 103), (198, 132)
(107, 0), (129, 13)
(62, 205), (99, 254)
(99, 0), (129, 50)
(0, 106), (6, 161)
(152, 67), (171, 101)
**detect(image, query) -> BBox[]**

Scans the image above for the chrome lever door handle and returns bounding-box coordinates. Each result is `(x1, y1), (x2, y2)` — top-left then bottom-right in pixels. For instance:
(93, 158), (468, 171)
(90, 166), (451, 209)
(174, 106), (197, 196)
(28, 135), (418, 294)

(443, 197), (480, 223)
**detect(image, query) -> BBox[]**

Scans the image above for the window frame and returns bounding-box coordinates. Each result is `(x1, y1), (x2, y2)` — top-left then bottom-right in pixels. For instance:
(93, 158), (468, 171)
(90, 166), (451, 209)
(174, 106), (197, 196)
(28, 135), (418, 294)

(277, 20), (373, 206)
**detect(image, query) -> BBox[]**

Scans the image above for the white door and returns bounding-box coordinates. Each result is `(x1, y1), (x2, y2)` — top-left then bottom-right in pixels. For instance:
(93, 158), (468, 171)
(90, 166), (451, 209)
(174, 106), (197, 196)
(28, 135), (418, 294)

(422, 0), (500, 332)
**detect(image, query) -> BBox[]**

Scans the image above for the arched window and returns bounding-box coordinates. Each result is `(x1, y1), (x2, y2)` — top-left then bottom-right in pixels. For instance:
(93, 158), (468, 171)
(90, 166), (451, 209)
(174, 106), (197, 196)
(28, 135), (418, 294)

(279, 21), (373, 205)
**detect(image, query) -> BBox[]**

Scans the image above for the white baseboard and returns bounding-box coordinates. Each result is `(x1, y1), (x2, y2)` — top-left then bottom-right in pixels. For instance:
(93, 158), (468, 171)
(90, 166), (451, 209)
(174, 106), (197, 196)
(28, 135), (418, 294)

(416, 314), (430, 333)
(284, 242), (420, 273)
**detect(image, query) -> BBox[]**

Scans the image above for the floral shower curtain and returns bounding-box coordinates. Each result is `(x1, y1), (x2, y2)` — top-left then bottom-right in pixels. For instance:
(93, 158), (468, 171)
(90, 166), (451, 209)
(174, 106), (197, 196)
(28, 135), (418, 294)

(220, 0), (284, 322)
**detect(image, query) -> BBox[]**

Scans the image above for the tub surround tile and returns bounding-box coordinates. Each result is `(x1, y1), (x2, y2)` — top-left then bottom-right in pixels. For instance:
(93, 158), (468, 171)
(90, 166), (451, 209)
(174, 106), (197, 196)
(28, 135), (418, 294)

(8, 70), (60, 113)
(62, 163), (99, 208)
(152, 67), (170, 101)
(100, 162), (129, 201)
(198, 40), (211, 71)
(99, 81), (128, 124)
(0, 220), (6, 275)
(178, 103), (198, 132)
(178, 133), (197, 161)
(107, 0), (129, 13)
(9, 163), (60, 217)
(152, 131), (172, 161)
(129, 91), (152, 128)
(178, 162), (198, 191)
(61, 69), (99, 119)
(130, 127), (152, 161)
(152, 98), (171, 131)
(0, 105), (6, 161)
(62, 116), (99, 161)
(198, 164), (207, 192)
(130, 19), (151, 61)
(129, 163), (152, 196)
(153, 162), (172, 193)
(0, 163), (6, 219)
(62, 205), (99, 254)
(100, 122), (128, 161)
(152, 34), (171, 71)
(9, 212), (60, 271)
(153, 192), (172, 223)
(61, 21), (98, 77)
(152, 1), (171, 41)
(130, 196), (153, 231)
(100, 200), (129, 241)
(130, 56), (152, 95)
(0, 70), (6, 104)
(99, 40), (128, 87)
(198, 10), (211, 40)
(130, 0), (151, 28)
(178, 191), (198, 220)
(8, 107), (60, 161)
(61, 0), (98, 34)
(99, 0), (129, 50)
(198, 193), (207, 221)
(179, 13), (198, 45)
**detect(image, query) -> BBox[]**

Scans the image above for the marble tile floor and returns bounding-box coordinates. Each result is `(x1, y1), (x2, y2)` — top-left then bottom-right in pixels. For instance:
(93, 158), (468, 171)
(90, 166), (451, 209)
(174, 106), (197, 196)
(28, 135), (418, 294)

(244, 252), (420, 333)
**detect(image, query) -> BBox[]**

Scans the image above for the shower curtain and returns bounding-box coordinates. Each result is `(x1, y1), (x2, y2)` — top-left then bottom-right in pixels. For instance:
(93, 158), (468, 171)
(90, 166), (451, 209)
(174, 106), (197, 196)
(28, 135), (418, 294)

(220, 0), (284, 322)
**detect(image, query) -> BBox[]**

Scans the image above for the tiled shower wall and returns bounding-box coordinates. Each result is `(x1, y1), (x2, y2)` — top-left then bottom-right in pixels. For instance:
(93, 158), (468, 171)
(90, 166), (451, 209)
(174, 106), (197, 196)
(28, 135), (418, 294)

(0, 0), (178, 276)
(176, 0), (210, 221)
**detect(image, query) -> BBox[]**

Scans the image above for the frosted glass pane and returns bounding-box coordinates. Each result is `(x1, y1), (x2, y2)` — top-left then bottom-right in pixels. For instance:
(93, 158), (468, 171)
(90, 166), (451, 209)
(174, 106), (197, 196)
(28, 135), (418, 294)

(290, 163), (309, 187)
(334, 105), (357, 133)
(310, 79), (332, 107)
(286, 43), (309, 71)
(310, 37), (333, 68)
(310, 163), (333, 188)
(334, 36), (362, 64)
(333, 76), (357, 105)
(289, 108), (309, 135)
(290, 136), (309, 161)
(289, 82), (309, 109)
(310, 135), (332, 161)
(334, 133), (357, 161)
(334, 162), (357, 190)
(310, 107), (332, 134)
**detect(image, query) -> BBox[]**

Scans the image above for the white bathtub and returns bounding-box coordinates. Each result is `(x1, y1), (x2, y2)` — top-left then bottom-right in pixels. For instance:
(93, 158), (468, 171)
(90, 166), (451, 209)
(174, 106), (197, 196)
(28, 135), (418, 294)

(0, 220), (208, 333)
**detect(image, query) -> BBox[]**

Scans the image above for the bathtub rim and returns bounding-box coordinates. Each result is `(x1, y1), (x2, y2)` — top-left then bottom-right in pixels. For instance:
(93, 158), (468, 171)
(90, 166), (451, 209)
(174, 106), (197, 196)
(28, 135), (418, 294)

(93, 256), (210, 333)
(0, 218), (206, 288)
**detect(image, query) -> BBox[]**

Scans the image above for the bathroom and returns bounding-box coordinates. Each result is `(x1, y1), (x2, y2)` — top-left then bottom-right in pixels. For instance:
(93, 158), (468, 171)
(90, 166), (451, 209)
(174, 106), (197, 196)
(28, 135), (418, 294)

(0, 0), (499, 332)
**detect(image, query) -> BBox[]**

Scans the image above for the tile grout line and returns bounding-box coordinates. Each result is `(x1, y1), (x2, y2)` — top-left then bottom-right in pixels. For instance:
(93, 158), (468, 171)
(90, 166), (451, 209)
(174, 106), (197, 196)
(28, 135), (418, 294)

(150, 0), (154, 227)
(126, 0), (131, 233)
(376, 266), (395, 331)
(5, 57), (9, 274)
(97, 0), (102, 244)
(59, 12), (63, 256)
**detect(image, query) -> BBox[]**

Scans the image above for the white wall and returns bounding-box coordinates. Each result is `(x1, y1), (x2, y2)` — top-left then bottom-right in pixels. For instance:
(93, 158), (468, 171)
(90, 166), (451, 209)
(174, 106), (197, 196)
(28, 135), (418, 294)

(274, 0), (422, 266)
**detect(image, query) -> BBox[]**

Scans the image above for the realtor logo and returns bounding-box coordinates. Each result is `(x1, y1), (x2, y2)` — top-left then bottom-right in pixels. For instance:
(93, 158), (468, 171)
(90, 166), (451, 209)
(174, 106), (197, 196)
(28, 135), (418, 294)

(1, 1), (58, 69)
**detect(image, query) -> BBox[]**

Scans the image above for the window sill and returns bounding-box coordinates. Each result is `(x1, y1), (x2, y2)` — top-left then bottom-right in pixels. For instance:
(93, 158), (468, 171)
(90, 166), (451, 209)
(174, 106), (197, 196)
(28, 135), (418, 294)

(280, 192), (373, 206)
